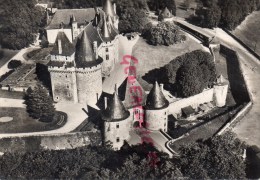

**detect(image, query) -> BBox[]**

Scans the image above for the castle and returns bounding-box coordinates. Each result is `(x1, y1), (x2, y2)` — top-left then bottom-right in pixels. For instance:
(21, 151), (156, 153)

(48, 0), (119, 104)
(47, 0), (229, 150)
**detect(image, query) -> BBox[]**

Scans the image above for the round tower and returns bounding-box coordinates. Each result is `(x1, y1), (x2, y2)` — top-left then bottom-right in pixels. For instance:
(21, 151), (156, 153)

(75, 30), (103, 105)
(102, 88), (132, 150)
(145, 82), (169, 132)
(103, 0), (119, 29)
(214, 75), (228, 107)
(99, 15), (119, 76)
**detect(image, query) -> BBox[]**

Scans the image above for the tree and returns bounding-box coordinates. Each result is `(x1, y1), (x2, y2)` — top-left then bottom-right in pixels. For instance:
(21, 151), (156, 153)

(118, 8), (149, 33)
(0, 0), (46, 49)
(158, 14), (165, 21)
(179, 132), (246, 179)
(147, 0), (177, 15)
(145, 22), (186, 46)
(7, 60), (22, 69)
(196, 2), (221, 28)
(167, 50), (216, 97)
(24, 83), (55, 122)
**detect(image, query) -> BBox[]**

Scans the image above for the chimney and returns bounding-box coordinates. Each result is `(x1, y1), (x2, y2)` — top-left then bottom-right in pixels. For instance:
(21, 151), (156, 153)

(104, 97), (108, 109)
(93, 41), (98, 59)
(160, 83), (164, 92)
(58, 39), (62, 54)
(113, 3), (116, 14)
(115, 84), (118, 95)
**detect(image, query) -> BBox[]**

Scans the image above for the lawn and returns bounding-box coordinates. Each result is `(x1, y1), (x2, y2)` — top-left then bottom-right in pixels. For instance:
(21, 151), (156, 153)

(233, 11), (260, 55)
(132, 35), (203, 90)
(0, 107), (67, 133)
(0, 48), (19, 68)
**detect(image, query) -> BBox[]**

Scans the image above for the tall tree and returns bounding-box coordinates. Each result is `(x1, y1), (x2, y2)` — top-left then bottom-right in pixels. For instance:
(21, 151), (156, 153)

(118, 8), (149, 33)
(24, 83), (55, 122)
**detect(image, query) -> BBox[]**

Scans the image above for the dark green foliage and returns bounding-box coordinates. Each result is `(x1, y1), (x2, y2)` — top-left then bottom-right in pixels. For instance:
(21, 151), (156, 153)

(194, 0), (260, 29)
(52, 0), (102, 9)
(0, 144), (183, 179)
(147, 0), (176, 15)
(0, 0), (46, 49)
(166, 50), (216, 97)
(118, 8), (149, 33)
(7, 60), (22, 69)
(179, 132), (246, 179)
(158, 14), (164, 21)
(145, 22), (186, 46)
(24, 83), (55, 122)
(196, 2), (221, 28)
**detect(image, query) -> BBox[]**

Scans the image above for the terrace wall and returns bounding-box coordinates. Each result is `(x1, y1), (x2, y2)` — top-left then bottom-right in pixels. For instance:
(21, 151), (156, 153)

(168, 88), (214, 117)
(0, 131), (101, 153)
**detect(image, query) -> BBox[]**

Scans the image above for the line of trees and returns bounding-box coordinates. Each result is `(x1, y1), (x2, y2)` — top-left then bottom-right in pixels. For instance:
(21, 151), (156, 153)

(0, 132), (248, 179)
(193, 0), (260, 30)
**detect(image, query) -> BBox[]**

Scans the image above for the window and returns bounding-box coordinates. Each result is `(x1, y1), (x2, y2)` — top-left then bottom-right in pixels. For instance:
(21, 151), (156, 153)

(116, 137), (120, 142)
(56, 96), (59, 100)
(66, 56), (67, 60)
(66, 84), (69, 88)
(106, 55), (109, 60)
(65, 75), (68, 78)
(116, 123), (119, 128)
(106, 48), (109, 52)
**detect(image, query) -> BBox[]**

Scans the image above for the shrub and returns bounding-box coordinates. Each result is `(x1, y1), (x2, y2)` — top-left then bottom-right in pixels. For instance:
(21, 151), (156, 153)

(7, 60), (22, 69)
(144, 22), (186, 46)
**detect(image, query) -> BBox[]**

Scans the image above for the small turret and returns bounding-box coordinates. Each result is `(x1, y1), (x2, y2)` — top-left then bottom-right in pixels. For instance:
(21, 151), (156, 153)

(145, 81), (169, 132)
(102, 85), (130, 122)
(146, 81), (169, 110)
(103, 0), (116, 18)
(102, 86), (132, 150)
(102, 17), (110, 38)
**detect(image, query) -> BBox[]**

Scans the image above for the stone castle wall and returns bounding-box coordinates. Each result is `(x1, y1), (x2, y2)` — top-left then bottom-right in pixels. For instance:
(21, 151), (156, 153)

(104, 116), (132, 150)
(50, 70), (77, 102)
(76, 65), (102, 104)
(145, 108), (168, 132)
(168, 88), (214, 117)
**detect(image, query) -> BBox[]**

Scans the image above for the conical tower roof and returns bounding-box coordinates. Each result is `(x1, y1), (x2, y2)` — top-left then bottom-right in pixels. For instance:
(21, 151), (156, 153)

(75, 30), (102, 67)
(102, 89), (130, 122)
(103, 0), (116, 17)
(146, 81), (169, 110)
(102, 16), (110, 38)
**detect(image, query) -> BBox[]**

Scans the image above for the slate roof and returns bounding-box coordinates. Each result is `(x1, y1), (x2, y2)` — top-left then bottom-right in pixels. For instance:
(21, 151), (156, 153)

(46, 8), (96, 29)
(145, 81), (169, 110)
(50, 31), (75, 56)
(75, 30), (103, 68)
(99, 16), (118, 42)
(102, 92), (130, 122)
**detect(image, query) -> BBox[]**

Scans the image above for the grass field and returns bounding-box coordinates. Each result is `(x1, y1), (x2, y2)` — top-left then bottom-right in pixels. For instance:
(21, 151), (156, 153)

(132, 35), (203, 90)
(0, 48), (19, 68)
(0, 108), (66, 133)
(233, 11), (260, 55)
